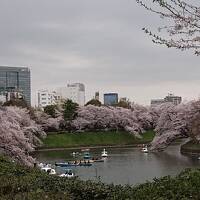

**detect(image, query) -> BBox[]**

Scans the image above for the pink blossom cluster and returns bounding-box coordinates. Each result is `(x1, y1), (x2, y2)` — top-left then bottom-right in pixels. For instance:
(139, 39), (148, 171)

(71, 105), (155, 138)
(0, 106), (45, 166)
(150, 101), (200, 150)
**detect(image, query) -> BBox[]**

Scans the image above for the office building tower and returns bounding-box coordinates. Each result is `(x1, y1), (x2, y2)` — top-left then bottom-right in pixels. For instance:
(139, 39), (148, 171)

(104, 93), (118, 106)
(0, 66), (31, 104)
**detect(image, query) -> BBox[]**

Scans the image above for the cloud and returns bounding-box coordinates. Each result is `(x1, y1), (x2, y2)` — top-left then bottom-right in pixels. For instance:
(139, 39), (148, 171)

(0, 0), (199, 105)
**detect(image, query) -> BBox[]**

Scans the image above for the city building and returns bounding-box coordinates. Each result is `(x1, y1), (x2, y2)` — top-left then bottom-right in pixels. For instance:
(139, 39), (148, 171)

(38, 90), (55, 108)
(164, 93), (182, 105)
(151, 99), (165, 106)
(0, 66), (31, 104)
(38, 89), (63, 108)
(151, 93), (182, 106)
(104, 93), (118, 106)
(57, 83), (85, 106)
(95, 91), (100, 101)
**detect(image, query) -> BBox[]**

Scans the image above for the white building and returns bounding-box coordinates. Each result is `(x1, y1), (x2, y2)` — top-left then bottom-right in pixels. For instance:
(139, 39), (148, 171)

(151, 93), (182, 106)
(38, 90), (61, 108)
(57, 83), (85, 106)
(0, 94), (6, 103)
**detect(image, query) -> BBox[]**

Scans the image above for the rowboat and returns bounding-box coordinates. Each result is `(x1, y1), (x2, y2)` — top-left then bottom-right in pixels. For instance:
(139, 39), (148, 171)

(93, 159), (104, 163)
(91, 158), (104, 162)
(55, 161), (92, 167)
(59, 169), (74, 178)
(55, 162), (79, 167)
(79, 162), (92, 166)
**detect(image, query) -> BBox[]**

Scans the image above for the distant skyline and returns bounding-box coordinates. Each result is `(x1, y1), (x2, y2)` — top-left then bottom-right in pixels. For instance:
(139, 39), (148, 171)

(0, 0), (200, 106)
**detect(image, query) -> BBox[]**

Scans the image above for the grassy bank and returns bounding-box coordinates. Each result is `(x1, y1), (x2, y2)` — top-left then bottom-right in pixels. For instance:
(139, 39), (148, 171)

(40, 130), (155, 149)
(1, 156), (200, 199)
(181, 140), (200, 154)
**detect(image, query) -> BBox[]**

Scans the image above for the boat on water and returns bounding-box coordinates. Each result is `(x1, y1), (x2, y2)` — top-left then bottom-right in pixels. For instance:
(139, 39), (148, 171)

(101, 149), (108, 157)
(92, 158), (104, 163)
(91, 157), (105, 162)
(55, 162), (79, 167)
(79, 162), (92, 166)
(83, 152), (91, 159)
(71, 152), (80, 156)
(38, 163), (51, 168)
(55, 161), (92, 167)
(59, 169), (74, 178)
(141, 145), (148, 153)
(41, 167), (56, 175)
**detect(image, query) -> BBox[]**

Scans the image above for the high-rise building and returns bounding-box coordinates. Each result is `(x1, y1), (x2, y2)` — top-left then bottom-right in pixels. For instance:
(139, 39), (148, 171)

(0, 66), (31, 104)
(57, 83), (85, 106)
(104, 93), (118, 106)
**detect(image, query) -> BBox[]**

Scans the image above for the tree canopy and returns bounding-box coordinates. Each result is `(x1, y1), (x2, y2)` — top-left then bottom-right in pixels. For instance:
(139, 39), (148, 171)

(136, 0), (200, 55)
(3, 99), (29, 108)
(44, 105), (57, 118)
(62, 99), (78, 121)
(85, 99), (102, 107)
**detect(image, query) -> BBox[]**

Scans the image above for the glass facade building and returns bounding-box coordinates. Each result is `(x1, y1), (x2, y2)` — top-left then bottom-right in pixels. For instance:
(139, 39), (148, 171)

(104, 93), (118, 106)
(0, 66), (31, 104)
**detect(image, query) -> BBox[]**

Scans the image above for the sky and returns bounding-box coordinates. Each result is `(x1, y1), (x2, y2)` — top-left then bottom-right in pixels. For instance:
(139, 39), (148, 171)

(0, 0), (200, 106)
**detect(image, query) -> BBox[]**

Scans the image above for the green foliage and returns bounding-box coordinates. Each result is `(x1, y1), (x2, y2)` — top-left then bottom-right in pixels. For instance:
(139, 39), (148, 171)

(115, 100), (131, 109)
(85, 99), (102, 107)
(1, 156), (200, 199)
(44, 105), (57, 118)
(62, 99), (78, 121)
(41, 130), (155, 149)
(3, 99), (29, 108)
(181, 140), (200, 154)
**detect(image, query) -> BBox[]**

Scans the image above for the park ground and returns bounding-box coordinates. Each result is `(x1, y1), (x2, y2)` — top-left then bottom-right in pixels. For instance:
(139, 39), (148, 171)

(39, 130), (155, 150)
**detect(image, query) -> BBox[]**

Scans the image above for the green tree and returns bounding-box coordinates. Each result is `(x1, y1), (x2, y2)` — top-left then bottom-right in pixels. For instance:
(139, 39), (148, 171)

(44, 105), (57, 118)
(3, 99), (29, 108)
(115, 100), (131, 109)
(85, 99), (102, 107)
(62, 99), (78, 121)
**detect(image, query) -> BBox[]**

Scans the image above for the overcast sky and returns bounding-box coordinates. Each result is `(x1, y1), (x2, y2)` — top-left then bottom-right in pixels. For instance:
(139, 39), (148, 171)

(0, 0), (200, 105)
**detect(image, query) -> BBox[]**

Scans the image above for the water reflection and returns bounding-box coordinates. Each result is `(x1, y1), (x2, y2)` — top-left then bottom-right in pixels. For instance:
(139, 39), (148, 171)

(34, 142), (200, 185)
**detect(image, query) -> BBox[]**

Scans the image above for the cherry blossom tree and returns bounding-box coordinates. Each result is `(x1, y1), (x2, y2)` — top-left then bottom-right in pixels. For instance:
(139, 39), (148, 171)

(0, 106), (46, 166)
(136, 0), (200, 55)
(150, 101), (200, 151)
(71, 105), (154, 138)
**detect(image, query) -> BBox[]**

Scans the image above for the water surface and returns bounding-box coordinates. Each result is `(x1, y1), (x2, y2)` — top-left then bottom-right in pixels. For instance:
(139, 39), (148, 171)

(34, 140), (200, 185)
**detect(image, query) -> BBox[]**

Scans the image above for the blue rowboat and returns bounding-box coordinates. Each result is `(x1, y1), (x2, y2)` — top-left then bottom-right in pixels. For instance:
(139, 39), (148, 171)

(55, 162), (78, 167)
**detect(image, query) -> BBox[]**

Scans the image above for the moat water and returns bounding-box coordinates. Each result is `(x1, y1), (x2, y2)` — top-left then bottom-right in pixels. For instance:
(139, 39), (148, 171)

(34, 140), (200, 185)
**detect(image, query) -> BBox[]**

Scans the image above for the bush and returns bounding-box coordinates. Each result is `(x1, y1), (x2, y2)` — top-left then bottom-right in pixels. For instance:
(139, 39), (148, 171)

(1, 156), (200, 199)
